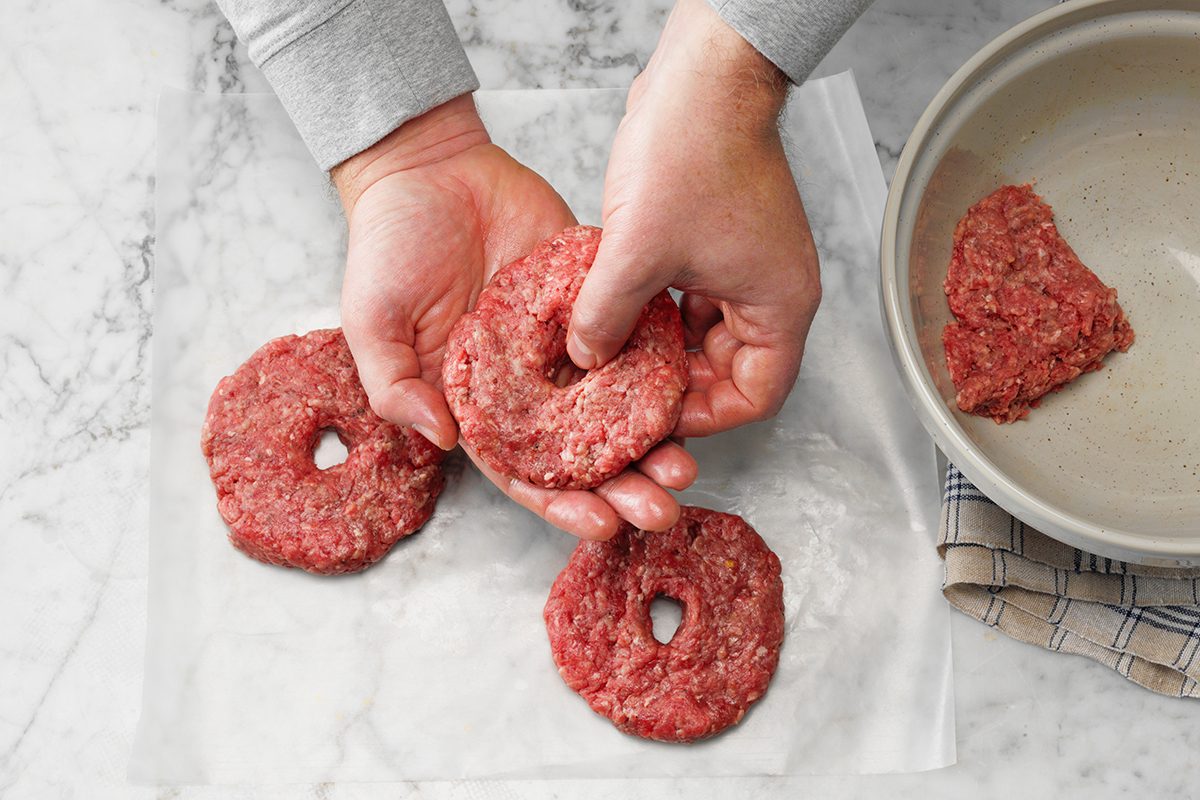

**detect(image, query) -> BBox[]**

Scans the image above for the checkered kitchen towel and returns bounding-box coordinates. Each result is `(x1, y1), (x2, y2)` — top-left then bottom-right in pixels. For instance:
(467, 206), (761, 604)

(940, 463), (1200, 698)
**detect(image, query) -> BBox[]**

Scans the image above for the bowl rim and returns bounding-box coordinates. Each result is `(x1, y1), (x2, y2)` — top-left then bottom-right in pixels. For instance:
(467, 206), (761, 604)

(880, 0), (1200, 563)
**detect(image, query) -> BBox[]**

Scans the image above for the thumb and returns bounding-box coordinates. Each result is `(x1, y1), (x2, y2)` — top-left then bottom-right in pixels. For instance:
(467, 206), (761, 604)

(342, 319), (458, 450)
(567, 227), (672, 369)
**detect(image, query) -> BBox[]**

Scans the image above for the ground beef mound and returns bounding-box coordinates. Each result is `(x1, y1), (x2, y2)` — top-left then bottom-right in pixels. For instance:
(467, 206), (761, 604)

(544, 506), (785, 743)
(201, 328), (444, 575)
(442, 225), (687, 489)
(943, 184), (1135, 423)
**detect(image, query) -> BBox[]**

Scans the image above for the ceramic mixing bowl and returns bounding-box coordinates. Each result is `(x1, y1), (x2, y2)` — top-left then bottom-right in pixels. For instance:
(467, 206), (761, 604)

(882, 0), (1200, 562)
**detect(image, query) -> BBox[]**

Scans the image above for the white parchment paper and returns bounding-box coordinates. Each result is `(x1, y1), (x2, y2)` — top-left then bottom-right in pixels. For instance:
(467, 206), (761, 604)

(131, 73), (954, 783)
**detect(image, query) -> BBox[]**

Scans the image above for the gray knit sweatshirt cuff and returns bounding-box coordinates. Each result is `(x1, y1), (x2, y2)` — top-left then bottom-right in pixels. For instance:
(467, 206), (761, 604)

(219, 0), (479, 170)
(709, 0), (874, 84)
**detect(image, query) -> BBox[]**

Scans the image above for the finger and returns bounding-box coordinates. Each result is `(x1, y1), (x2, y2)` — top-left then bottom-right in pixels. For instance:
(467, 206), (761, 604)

(592, 469), (681, 532)
(372, 379), (457, 450)
(633, 439), (697, 491)
(676, 320), (806, 439)
(461, 443), (620, 541)
(567, 225), (672, 370)
(342, 323), (459, 450)
(682, 320), (742, 393)
(681, 293), (722, 350)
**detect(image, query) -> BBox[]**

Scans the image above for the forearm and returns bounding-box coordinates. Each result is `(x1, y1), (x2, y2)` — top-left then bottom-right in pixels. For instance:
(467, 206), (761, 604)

(214, 0), (479, 170)
(636, 0), (788, 138)
(707, 0), (875, 83)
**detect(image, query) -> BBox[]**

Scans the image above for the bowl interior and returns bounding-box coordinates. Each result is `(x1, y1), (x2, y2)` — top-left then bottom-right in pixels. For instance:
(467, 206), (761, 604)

(896, 4), (1200, 550)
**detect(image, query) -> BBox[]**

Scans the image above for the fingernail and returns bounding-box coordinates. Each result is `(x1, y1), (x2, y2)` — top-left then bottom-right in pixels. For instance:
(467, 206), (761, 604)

(568, 333), (598, 370)
(653, 501), (681, 530)
(413, 424), (450, 450)
(587, 512), (614, 539)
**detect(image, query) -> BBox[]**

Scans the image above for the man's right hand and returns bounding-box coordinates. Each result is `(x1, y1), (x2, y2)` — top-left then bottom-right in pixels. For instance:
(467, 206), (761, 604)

(566, 0), (821, 439)
(332, 95), (697, 540)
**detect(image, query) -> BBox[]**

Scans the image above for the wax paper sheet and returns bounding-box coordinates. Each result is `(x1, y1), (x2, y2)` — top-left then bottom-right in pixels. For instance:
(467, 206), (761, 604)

(131, 73), (954, 783)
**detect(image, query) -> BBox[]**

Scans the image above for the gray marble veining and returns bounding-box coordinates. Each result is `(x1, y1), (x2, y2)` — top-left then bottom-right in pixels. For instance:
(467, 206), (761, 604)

(7, 0), (1200, 797)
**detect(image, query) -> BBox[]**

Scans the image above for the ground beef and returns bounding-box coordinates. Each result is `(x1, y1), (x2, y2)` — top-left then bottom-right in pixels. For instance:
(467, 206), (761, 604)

(943, 184), (1135, 423)
(544, 506), (785, 743)
(442, 225), (687, 489)
(201, 328), (444, 575)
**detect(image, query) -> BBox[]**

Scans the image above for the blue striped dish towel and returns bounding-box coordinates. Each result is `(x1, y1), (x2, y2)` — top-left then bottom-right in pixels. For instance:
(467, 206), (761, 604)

(940, 463), (1200, 698)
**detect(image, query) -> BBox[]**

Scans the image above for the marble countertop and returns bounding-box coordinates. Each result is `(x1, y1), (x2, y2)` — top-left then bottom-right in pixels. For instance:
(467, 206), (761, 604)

(4, 0), (1199, 797)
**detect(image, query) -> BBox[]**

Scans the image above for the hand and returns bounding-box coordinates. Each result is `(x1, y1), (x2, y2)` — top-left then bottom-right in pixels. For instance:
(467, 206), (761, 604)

(331, 95), (696, 540)
(566, 0), (821, 438)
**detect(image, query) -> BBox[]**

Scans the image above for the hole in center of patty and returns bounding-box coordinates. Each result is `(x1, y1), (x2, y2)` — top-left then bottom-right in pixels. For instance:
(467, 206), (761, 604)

(313, 427), (349, 470)
(650, 594), (684, 644)
(547, 357), (587, 388)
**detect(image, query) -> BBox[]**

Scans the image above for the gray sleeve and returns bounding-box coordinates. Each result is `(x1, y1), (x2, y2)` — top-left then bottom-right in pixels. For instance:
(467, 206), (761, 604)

(214, 0), (480, 170)
(709, 0), (874, 84)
